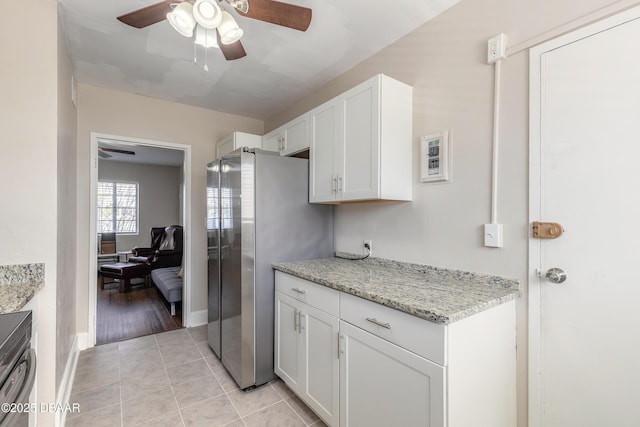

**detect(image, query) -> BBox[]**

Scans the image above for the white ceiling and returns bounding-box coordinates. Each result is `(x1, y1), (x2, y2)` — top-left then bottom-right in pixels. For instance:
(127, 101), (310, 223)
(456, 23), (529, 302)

(98, 137), (185, 166)
(58, 0), (458, 120)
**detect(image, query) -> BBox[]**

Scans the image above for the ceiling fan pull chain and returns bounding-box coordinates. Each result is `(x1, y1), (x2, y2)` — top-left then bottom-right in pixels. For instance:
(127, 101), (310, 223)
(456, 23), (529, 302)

(193, 43), (197, 65)
(204, 46), (209, 72)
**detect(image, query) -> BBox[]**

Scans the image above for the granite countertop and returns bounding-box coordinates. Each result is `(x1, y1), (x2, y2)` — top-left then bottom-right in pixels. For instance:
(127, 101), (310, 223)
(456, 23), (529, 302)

(0, 264), (45, 313)
(273, 254), (520, 324)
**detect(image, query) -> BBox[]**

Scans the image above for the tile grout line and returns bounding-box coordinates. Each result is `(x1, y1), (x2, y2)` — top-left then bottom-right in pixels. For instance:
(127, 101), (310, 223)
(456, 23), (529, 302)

(157, 333), (188, 427)
(280, 394), (315, 426)
(196, 339), (247, 426)
(238, 398), (285, 422)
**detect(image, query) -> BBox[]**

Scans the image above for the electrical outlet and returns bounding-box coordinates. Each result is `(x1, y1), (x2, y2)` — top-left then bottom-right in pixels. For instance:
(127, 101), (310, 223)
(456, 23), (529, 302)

(487, 33), (507, 64)
(363, 240), (372, 256)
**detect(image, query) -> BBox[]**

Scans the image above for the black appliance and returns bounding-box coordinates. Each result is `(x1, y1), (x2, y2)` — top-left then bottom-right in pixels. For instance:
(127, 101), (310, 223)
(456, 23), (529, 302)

(0, 311), (35, 427)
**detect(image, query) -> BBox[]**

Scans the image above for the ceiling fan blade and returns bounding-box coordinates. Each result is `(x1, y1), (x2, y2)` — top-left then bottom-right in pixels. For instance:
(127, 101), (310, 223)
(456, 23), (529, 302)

(101, 148), (136, 156)
(237, 0), (312, 32)
(217, 30), (247, 60)
(117, 0), (174, 29)
(98, 150), (112, 159)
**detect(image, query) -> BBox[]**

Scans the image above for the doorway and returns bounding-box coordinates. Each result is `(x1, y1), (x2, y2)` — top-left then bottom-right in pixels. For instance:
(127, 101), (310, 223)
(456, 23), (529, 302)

(529, 7), (640, 426)
(89, 132), (192, 346)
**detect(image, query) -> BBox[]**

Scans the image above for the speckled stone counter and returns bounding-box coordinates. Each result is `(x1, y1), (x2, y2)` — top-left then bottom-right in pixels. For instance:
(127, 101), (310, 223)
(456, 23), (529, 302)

(0, 263), (44, 313)
(273, 254), (520, 324)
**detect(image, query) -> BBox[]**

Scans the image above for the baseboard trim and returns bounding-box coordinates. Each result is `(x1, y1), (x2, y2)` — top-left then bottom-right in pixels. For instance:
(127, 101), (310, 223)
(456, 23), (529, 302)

(188, 309), (207, 327)
(55, 335), (80, 427)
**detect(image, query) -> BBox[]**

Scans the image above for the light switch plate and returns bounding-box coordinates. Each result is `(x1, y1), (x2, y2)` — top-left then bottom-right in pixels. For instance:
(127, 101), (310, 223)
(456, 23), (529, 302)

(484, 223), (503, 248)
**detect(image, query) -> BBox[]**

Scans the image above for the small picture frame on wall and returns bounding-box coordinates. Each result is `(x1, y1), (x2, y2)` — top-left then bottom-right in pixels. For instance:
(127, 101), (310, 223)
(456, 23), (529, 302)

(420, 131), (450, 183)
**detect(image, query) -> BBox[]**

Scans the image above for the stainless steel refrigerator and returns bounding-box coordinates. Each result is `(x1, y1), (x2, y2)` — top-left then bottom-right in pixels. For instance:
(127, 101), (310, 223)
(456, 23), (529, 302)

(207, 148), (334, 389)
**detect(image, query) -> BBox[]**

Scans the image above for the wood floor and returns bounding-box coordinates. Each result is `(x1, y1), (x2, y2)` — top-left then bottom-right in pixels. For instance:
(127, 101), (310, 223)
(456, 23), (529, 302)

(96, 275), (182, 345)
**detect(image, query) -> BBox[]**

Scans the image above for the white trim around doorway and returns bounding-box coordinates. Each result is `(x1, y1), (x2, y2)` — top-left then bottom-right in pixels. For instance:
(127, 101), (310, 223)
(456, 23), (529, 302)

(89, 132), (193, 347)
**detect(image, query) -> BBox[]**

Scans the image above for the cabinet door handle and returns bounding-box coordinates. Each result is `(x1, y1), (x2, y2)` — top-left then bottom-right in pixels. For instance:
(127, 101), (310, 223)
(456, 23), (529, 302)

(298, 312), (304, 335)
(338, 176), (343, 192)
(294, 308), (299, 332)
(338, 334), (345, 358)
(291, 287), (306, 295)
(365, 317), (391, 329)
(332, 175), (337, 193)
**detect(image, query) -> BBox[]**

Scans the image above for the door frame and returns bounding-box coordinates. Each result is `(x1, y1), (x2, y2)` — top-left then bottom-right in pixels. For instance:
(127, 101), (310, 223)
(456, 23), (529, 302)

(528, 7), (640, 426)
(89, 132), (193, 346)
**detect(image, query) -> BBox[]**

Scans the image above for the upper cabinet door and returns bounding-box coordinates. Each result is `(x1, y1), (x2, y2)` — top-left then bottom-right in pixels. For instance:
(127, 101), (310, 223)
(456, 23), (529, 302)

(281, 113), (310, 156)
(309, 74), (413, 204)
(310, 100), (340, 203)
(340, 78), (380, 200)
(216, 132), (262, 159)
(262, 129), (283, 153)
(262, 113), (310, 156)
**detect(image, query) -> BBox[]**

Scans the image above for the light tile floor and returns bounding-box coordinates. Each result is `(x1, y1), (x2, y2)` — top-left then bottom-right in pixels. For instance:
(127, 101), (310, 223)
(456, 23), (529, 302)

(66, 326), (327, 427)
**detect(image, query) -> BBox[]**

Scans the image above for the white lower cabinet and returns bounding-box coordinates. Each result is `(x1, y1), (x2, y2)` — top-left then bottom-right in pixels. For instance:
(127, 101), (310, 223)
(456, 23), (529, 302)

(274, 281), (340, 427)
(339, 321), (444, 427)
(274, 271), (516, 427)
(301, 303), (340, 425)
(274, 292), (301, 389)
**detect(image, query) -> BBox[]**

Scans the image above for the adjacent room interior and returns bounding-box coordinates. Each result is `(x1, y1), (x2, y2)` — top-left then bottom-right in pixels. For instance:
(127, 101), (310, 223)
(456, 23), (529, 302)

(96, 137), (186, 344)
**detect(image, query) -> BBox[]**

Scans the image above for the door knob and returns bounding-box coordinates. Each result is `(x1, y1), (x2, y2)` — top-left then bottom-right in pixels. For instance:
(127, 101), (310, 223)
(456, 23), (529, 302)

(545, 268), (567, 284)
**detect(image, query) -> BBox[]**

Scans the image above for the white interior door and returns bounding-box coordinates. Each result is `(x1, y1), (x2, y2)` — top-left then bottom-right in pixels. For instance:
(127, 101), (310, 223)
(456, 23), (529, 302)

(530, 8), (640, 427)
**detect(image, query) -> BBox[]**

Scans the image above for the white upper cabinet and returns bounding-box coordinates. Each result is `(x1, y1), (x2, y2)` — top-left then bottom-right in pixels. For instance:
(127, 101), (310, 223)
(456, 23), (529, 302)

(262, 113), (310, 156)
(310, 74), (413, 203)
(216, 132), (262, 159)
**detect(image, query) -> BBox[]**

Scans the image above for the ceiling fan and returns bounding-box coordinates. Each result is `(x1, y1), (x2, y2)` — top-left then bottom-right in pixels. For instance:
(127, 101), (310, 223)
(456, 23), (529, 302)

(117, 0), (312, 61)
(98, 147), (136, 159)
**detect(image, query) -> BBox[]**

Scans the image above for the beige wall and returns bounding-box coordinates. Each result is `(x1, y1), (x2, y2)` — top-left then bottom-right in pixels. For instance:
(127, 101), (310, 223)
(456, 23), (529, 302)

(57, 15), (78, 397)
(264, 1), (637, 426)
(76, 85), (264, 330)
(0, 0), (59, 423)
(98, 161), (182, 251)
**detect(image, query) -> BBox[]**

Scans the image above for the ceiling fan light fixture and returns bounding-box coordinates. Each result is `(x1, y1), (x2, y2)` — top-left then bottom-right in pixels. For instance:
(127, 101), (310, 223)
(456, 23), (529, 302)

(167, 2), (196, 37)
(218, 10), (243, 45)
(194, 25), (219, 48)
(193, 0), (223, 29)
(226, 0), (249, 14)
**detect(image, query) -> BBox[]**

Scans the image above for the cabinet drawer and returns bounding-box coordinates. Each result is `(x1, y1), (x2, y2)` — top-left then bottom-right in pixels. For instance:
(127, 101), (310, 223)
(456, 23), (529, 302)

(340, 293), (446, 366)
(275, 271), (340, 317)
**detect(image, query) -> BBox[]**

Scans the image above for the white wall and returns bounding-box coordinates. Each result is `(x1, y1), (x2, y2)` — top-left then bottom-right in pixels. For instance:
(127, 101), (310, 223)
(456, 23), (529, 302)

(98, 160), (182, 251)
(57, 13), (78, 397)
(76, 85), (264, 331)
(0, 0), (59, 424)
(264, 1), (639, 425)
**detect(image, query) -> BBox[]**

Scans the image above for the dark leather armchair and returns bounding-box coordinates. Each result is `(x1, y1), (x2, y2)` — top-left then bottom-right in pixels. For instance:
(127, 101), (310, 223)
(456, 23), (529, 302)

(130, 225), (183, 269)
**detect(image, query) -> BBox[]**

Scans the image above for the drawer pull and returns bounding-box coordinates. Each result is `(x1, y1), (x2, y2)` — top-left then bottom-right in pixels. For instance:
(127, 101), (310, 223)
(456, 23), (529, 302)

(291, 287), (306, 295)
(366, 317), (391, 329)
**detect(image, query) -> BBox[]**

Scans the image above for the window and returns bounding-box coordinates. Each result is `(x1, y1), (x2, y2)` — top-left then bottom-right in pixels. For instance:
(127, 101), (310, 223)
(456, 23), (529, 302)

(206, 187), (233, 230)
(97, 181), (138, 234)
